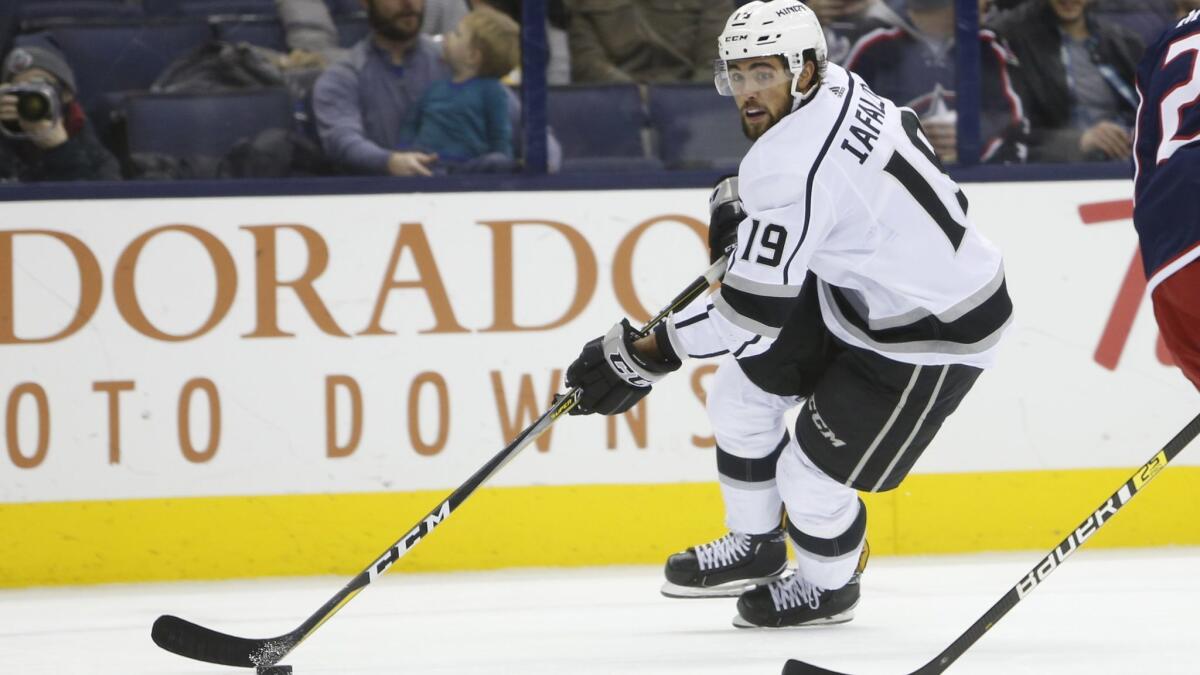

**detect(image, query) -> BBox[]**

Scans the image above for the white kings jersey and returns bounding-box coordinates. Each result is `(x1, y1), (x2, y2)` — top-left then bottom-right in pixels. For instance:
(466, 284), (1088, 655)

(665, 63), (1013, 370)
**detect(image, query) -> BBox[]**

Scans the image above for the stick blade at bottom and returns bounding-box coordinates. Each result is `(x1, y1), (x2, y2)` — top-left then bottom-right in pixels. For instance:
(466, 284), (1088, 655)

(152, 614), (292, 668)
(781, 658), (856, 675)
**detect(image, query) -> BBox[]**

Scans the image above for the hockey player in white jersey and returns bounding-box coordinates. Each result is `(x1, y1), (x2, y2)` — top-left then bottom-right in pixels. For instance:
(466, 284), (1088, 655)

(564, 0), (1012, 628)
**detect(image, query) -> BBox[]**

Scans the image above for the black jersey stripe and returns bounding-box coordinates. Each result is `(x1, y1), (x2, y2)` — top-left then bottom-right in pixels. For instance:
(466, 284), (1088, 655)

(720, 284), (794, 330)
(821, 278), (1012, 354)
(862, 265), (1006, 330)
(781, 75), (858, 285)
(712, 292), (782, 338)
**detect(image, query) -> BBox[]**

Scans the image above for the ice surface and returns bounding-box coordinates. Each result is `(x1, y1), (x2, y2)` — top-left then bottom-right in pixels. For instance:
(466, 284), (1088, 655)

(1, 548), (1196, 674)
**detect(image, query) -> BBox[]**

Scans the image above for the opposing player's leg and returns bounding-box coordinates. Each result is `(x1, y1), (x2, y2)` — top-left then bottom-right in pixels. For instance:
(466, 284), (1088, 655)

(734, 342), (982, 628)
(1151, 260), (1200, 392)
(661, 358), (795, 598)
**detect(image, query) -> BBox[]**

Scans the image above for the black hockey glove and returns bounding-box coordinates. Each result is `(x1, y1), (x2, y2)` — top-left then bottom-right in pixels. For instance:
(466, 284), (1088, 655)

(708, 175), (744, 264)
(565, 319), (681, 415)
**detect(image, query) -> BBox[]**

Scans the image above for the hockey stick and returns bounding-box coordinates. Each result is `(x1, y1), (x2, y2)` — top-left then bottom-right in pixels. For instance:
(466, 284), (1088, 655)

(782, 410), (1200, 675)
(151, 256), (728, 672)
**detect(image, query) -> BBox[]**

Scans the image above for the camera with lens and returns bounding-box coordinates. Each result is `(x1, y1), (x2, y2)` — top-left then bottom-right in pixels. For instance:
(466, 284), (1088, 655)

(0, 80), (62, 138)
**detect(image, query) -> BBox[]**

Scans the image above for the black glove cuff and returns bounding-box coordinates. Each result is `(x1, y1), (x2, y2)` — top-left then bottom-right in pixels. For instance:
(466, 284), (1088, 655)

(615, 319), (676, 377)
(650, 323), (683, 372)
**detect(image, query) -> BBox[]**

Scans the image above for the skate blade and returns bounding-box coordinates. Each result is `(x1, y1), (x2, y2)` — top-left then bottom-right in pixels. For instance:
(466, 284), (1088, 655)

(660, 576), (779, 599)
(730, 607), (856, 629)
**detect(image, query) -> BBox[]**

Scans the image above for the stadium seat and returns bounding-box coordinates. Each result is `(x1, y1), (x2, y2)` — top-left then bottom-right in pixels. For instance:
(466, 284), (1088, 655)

(32, 22), (214, 109)
(214, 19), (288, 51)
(547, 84), (661, 172)
(123, 88), (294, 159)
(647, 83), (752, 170)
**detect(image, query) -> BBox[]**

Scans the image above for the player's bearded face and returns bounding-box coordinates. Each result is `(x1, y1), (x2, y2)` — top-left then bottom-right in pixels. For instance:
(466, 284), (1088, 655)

(727, 59), (795, 140)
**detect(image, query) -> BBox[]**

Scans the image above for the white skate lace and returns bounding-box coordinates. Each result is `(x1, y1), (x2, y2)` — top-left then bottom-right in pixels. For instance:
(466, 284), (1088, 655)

(768, 574), (822, 611)
(695, 532), (751, 571)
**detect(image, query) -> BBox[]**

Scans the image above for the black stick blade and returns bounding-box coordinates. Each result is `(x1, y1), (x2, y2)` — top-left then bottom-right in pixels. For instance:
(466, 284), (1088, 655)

(782, 659), (855, 675)
(152, 614), (296, 668)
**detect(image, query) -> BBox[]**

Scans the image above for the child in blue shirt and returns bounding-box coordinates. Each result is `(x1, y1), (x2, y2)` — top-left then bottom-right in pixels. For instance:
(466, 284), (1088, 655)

(402, 6), (519, 167)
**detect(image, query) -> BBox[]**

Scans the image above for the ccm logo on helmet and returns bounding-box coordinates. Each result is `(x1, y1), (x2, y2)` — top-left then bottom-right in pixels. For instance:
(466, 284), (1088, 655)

(724, 34), (748, 42)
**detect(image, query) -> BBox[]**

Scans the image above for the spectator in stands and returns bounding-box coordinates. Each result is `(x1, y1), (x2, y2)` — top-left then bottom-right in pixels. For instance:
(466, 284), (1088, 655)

(806, 0), (906, 64)
(313, 0), (558, 176)
(0, 44), (120, 182)
(565, 0), (726, 84)
(989, 0), (1143, 162)
(401, 5), (519, 167)
(313, 0), (452, 175)
(846, 0), (1028, 163)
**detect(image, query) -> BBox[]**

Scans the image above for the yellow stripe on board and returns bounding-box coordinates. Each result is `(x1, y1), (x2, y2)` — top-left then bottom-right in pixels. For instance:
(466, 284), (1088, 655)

(2, 467), (1199, 588)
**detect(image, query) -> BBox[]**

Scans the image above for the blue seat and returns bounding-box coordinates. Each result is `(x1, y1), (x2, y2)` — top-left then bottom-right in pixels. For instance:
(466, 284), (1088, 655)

(124, 88), (295, 158)
(143, 0), (276, 16)
(214, 19), (287, 51)
(35, 22), (214, 108)
(547, 84), (661, 172)
(647, 83), (752, 170)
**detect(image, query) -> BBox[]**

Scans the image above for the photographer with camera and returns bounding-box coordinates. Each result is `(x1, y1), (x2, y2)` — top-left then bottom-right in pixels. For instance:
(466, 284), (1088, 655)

(1, 43), (120, 182)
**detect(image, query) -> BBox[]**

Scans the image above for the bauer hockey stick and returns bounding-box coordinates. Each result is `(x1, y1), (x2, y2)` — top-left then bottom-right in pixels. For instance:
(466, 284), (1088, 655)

(151, 256), (729, 673)
(782, 409), (1200, 675)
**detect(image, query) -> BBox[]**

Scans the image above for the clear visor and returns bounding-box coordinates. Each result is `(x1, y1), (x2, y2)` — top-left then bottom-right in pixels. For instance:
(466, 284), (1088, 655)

(713, 58), (794, 97)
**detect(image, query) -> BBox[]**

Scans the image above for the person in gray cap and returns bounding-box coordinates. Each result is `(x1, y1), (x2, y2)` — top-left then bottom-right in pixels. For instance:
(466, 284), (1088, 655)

(0, 42), (121, 181)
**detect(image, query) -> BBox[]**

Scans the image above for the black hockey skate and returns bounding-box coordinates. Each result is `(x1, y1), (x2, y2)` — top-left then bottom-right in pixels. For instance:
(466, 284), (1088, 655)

(660, 529), (787, 598)
(732, 540), (870, 628)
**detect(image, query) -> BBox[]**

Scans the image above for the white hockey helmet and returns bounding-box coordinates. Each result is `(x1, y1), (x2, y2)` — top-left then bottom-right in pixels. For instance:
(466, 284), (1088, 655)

(714, 1), (827, 106)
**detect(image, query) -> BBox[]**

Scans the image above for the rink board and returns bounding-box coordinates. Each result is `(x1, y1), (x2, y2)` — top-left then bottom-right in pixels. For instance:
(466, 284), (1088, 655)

(3, 468), (1200, 587)
(2, 181), (1198, 586)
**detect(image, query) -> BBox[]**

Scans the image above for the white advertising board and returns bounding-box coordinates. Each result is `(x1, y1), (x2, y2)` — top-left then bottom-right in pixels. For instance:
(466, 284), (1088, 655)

(0, 181), (1194, 504)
